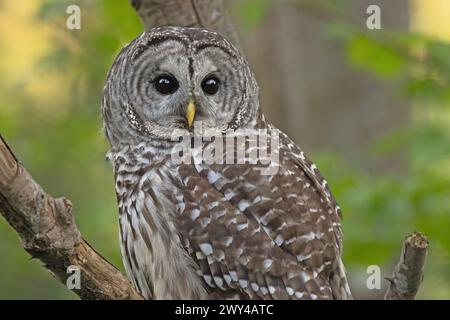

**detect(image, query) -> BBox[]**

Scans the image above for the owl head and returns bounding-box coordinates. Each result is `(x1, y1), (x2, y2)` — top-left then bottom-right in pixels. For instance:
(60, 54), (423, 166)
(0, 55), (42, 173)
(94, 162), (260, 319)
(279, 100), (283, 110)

(102, 27), (261, 149)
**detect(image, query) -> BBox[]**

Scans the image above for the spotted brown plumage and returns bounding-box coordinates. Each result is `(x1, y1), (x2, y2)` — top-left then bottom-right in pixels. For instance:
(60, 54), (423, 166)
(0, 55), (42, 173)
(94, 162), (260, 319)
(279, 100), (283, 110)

(102, 27), (352, 299)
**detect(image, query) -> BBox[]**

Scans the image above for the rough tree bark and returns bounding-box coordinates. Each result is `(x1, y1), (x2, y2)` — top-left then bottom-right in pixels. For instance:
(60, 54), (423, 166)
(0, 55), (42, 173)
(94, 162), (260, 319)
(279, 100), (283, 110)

(0, 0), (428, 300)
(384, 232), (428, 300)
(130, 0), (239, 46)
(0, 135), (142, 300)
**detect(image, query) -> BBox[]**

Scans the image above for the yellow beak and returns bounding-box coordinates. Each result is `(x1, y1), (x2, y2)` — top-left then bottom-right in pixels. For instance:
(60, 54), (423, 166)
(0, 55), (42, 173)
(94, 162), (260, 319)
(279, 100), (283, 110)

(186, 100), (196, 128)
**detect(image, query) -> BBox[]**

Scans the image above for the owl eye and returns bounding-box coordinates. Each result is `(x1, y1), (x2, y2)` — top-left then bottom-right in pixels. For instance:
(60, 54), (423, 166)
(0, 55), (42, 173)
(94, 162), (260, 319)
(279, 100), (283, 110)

(201, 76), (220, 95)
(154, 75), (179, 95)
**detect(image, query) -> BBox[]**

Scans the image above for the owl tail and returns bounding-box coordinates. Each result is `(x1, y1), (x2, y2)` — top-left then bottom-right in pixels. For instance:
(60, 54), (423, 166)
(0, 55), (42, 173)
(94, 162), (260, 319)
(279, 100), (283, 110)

(330, 258), (353, 300)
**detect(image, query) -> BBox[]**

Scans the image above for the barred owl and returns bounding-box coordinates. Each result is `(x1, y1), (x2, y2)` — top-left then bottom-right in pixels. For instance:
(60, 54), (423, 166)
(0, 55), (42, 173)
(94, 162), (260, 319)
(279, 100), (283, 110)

(102, 27), (352, 300)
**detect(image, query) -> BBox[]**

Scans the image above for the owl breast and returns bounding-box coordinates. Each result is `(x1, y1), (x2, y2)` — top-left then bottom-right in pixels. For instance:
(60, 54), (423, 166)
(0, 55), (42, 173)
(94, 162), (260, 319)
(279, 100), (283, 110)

(113, 142), (207, 299)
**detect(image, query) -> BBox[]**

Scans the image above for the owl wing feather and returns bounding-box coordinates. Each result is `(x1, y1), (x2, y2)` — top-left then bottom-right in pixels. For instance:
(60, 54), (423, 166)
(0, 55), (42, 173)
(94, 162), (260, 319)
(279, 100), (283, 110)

(176, 163), (333, 299)
(174, 127), (351, 299)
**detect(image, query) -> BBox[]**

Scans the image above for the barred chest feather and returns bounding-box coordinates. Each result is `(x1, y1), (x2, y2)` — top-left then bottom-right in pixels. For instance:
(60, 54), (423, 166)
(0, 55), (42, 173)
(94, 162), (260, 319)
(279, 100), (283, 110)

(112, 143), (207, 299)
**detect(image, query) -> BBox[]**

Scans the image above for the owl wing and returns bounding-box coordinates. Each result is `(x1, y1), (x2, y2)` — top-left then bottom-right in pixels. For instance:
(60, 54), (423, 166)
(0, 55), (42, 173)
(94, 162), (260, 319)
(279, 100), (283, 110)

(174, 128), (352, 299)
(176, 163), (332, 299)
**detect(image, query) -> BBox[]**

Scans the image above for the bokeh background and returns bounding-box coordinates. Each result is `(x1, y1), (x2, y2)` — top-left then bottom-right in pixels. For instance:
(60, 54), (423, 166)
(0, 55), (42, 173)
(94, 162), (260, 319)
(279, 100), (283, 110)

(0, 0), (449, 299)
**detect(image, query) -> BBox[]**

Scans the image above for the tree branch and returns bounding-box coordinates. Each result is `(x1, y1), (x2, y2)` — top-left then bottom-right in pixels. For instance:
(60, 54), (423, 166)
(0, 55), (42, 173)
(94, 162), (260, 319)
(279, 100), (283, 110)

(0, 135), (142, 300)
(384, 232), (429, 300)
(130, 0), (240, 47)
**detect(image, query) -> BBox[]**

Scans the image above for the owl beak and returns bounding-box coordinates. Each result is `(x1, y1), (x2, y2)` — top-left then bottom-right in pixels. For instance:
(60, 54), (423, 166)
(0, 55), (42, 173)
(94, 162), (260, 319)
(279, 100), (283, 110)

(186, 100), (196, 128)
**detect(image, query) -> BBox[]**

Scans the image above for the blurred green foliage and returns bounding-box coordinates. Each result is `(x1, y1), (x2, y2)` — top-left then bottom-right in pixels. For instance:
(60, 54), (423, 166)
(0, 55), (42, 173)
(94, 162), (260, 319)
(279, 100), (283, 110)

(301, 0), (450, 298)
(231, 0), (271, 30)
(0, 0), (449, 299)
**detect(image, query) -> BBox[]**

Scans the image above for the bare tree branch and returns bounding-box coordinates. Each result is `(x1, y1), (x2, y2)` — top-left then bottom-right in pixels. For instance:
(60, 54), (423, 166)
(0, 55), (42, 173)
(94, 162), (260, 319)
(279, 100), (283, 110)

(130, 0), (240, 47)
(0, 135), (142, 300)
(384, 232), (429, 300)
